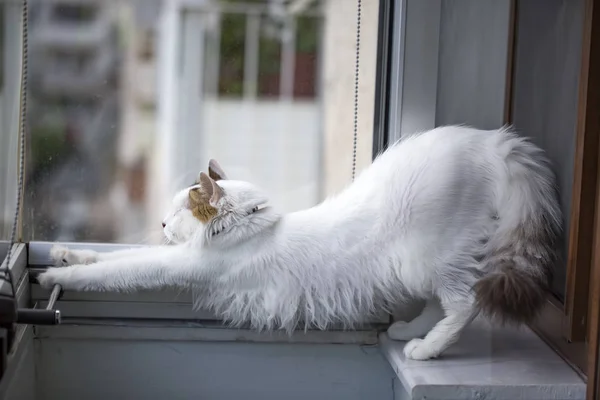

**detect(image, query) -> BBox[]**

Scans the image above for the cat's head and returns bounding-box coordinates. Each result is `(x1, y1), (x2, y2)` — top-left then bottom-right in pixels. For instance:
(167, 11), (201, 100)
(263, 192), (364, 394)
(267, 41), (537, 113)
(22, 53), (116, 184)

(162, 160), (280, 245)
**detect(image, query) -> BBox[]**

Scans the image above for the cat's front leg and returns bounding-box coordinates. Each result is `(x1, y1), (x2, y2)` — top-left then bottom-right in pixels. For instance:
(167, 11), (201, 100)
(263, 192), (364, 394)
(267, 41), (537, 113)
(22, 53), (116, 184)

(50, 244), (169, 266)
(39, 246), (199, 292)
(38, 264), (85, 290)
(50, 245), (99, 266)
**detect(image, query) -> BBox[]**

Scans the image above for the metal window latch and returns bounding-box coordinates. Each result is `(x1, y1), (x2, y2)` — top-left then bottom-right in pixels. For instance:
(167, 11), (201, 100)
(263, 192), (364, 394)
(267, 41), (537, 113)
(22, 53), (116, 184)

(0, 284), (62, 327)
(0, 283), (62, 380)
(20, 284), (62, 325)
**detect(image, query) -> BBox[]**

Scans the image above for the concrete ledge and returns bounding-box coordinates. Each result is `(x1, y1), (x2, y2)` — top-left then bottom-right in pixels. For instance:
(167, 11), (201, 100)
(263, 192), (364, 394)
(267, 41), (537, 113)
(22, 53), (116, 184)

(380, 320), (585, 400)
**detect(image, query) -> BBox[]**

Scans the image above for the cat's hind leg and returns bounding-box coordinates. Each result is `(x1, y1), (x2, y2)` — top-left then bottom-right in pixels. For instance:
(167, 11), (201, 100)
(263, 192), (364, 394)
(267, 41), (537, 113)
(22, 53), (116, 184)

(403, 268), (478, 360)
(387, 298), (444, 341)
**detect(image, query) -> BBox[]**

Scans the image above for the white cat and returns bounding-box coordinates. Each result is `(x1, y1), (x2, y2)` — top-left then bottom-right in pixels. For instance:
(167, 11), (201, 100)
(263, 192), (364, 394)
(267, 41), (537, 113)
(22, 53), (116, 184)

(38, 125), (561, 360)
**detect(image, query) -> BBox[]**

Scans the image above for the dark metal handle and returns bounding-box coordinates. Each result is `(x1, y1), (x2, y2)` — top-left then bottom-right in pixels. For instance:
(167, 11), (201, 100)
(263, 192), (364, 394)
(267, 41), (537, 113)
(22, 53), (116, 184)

(16, 284), (62, 325)
(16, 308), (60, 325)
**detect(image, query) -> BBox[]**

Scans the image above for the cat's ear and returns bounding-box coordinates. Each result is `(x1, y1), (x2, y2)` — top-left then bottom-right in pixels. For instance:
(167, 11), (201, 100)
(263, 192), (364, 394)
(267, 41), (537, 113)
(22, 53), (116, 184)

(208, 159), (228, 181)
(199, 172), (224, 206)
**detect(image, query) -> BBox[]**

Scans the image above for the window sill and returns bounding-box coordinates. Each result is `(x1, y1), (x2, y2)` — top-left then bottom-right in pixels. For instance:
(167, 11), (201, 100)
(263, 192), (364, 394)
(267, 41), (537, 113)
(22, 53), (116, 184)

(31, 283), (385, 346)
(37, 316), (587, 399)
(31, 283), (587, 399)
(380, 319), (586, 400)
(34, 320), (382, 345)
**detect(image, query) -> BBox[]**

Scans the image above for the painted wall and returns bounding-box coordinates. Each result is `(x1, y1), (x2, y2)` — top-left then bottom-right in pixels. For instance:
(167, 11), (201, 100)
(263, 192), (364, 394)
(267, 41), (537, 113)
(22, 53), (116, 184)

(435, 0), (511, 129)
(0, 329), (36, 400)
(510, 0), (584, 299)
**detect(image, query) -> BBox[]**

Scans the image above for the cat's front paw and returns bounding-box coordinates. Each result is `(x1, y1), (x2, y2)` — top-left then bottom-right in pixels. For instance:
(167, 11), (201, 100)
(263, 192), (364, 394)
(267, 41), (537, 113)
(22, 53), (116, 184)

(403, 338), (439, 361)
(50, 245), (98, 266)
(37, 266), (81, 290)
(38, 267), (67, 289)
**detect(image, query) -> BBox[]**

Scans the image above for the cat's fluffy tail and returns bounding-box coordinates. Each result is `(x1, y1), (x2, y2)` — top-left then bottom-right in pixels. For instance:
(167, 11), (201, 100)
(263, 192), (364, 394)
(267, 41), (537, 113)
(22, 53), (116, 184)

(473, 128), (561, 325)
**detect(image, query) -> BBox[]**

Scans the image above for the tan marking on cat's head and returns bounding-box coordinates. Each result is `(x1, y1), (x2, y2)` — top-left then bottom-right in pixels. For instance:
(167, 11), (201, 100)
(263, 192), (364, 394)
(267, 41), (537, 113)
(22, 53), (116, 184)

(188, 188), (217, 223)
(188, 172), (224, 223)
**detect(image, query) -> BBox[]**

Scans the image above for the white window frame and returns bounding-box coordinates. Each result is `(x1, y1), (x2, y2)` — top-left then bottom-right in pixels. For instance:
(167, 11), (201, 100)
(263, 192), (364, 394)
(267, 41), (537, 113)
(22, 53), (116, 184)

(0, 0), (23, 241)
(0, 244), (31, 399)
(380, 0), (441, 146)
(371, 0), (441, 157)
(1, 244), (28, 310)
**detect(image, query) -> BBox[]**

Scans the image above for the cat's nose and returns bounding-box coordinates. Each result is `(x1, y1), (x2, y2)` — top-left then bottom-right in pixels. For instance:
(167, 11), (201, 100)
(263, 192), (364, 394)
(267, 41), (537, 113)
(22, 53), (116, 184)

(162, 222), (166, 228)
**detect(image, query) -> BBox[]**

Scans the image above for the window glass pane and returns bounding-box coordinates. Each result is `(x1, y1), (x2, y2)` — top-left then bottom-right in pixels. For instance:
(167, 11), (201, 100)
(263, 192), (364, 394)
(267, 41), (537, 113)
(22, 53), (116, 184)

(24, 0), (379, 244)
(511, 0), (585, 301)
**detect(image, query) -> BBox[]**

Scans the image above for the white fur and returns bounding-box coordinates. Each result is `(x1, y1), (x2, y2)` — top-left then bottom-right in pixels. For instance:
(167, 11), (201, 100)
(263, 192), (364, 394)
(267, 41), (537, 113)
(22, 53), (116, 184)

(38, 126), (561, 360)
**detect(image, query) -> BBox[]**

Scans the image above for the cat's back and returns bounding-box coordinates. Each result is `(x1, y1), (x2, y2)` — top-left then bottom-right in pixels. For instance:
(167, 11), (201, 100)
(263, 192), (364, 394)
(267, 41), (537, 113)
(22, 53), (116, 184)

(348, 125), (513, 238)
(332, 125), (511, 224)
(363, 126), (508, 261)
(386, 125), (499, 161)
(362, 125), (501, 186)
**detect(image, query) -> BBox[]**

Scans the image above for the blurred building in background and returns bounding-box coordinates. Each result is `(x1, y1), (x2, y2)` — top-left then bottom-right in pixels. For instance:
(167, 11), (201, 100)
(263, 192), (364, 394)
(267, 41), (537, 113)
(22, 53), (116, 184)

(27, 0), (120, 241)
(21, 0), (378, 244)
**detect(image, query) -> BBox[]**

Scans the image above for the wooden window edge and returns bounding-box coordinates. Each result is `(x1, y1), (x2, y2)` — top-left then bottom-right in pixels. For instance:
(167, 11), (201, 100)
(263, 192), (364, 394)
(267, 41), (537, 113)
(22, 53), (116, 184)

(504, 0), (599, 383)
(530, 299), (587, 378)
